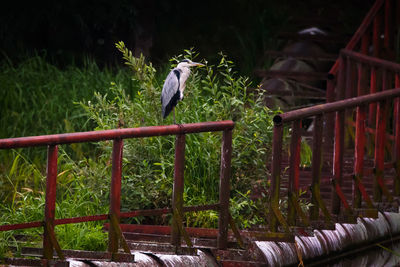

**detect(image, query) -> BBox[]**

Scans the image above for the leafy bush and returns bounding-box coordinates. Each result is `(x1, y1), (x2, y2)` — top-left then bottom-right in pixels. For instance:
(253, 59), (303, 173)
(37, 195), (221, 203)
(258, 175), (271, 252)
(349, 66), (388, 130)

(78, 42), (278, 228)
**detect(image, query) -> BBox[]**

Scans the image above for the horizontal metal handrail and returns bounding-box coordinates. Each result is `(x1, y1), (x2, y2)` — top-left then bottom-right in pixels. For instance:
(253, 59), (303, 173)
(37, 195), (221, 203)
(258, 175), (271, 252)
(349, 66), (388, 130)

(273, 88), (400, 124)
(341, 49), (400, 72)
(0, 120), (235, 259)
(0, 120), (234, 149)
(0, 204), (220, 231)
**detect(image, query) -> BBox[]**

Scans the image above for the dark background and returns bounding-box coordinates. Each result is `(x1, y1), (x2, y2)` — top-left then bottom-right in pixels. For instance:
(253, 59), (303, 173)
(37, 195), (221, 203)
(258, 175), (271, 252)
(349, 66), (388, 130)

(0, 0), (374, 72)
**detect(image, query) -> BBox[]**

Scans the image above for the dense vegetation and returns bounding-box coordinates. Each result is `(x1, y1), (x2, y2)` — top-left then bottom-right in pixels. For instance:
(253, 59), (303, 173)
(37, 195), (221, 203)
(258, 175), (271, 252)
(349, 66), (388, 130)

(0, 43), (280, 256)
(0, 54), (134, 254)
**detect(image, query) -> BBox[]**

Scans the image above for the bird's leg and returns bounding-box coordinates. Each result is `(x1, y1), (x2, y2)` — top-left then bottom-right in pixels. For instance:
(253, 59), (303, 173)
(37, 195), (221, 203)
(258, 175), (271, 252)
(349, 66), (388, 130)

(173, 108), (176, 124)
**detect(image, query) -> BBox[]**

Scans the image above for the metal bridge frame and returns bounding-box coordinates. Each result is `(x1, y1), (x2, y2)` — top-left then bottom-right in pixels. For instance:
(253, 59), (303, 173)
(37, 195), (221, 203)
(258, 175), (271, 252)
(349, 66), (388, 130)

(0, 121), (235, 262)
(268, 0), (400, 229)
(270, 67), (400, 232)
(326, 0), (399, 141)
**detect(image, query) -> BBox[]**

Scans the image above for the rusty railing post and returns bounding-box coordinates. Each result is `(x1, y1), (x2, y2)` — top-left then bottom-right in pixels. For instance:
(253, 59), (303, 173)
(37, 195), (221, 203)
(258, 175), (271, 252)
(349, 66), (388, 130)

(374, 100), (388, 202)
(325, 75), (336, 145)
(368, 66), (378, 128)
(288, 120), (301, 226)
(394, 73), (400, 195)
(397, 0), (400, 29)
(172, 134), (186, 250)
(354, 63), (367, 208)
(310, 115), (323, 221)
(43, 145), (59, 260)
(384, 0), (393, 54)
(373, 70), (388, 202)
(218, 129), (232, 250)
(331, 56), (346, 215)
(270, 117), (283, 232)
(397, 0), (400, 28)
(344, 56), (354, 100)
(108, 138), (124, 257)
(361, 30), (370, 55)
(373, 12), (382, 58)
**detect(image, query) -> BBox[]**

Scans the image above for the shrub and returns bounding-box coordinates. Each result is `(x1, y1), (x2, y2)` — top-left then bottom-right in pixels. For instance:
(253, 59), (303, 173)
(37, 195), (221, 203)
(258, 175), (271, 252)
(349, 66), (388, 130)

(78, 42), (278, 228)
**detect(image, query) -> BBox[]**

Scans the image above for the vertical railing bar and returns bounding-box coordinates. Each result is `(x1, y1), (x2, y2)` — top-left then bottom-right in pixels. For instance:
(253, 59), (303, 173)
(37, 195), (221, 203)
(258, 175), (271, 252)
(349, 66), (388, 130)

(345, 56), (353, 100)
(394, 73), (400, 196)
(374, 70), (387, 202)
(384, 0), (393, 52)
(373, 11), (382, 58)
(310, 115), (323, 221)
(288, 120), (301, 226)
(218, 129), (232, 249)
(331, 55), (346, 215)
(344, 56), (354, 149)
(354, 62), (367, 208)
(361, 29), (370, 55)
(336, 55), (346, 101)
(368, 66), (378, 129)
(43, 145), (59, 260)
(171, 134), (186, 250)
(269, 121), (283, 232)
(397, 0), (400, 29)
(325, 77), (336, 146)
(108, 138), (124, 257)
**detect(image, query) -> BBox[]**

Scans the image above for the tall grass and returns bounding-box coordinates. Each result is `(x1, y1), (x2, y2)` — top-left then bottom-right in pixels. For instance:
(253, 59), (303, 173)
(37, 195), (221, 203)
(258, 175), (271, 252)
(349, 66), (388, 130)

(0, 56), (132, 255)
(0, 55), (134, 154)
(0, 54), (134, 208)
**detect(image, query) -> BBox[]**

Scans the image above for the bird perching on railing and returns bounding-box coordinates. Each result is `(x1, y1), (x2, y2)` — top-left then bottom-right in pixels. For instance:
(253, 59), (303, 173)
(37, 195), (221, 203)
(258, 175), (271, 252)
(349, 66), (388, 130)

(161, 59), (204, 123)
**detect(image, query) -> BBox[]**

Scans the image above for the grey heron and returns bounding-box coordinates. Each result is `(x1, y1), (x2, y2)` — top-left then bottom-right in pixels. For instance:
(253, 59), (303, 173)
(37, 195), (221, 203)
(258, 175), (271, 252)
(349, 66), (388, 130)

(161, 59), (204, 123)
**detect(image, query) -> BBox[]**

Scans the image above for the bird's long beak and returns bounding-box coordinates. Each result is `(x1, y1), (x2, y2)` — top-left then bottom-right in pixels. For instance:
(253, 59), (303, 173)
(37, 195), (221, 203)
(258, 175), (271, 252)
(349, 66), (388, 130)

(191, 62), (205, 67)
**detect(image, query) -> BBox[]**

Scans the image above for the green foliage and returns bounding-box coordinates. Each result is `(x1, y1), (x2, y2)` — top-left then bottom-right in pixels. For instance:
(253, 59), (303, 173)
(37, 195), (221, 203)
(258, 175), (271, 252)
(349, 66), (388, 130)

(229, 190), (265, 229)
(0, 55), (133, 162)
(78, 42), (277, 228)
(55, 223), (107, 251)
(0, 57), (131, 255)
(300, 140), (312, 167)
(0, 150), (108, 256)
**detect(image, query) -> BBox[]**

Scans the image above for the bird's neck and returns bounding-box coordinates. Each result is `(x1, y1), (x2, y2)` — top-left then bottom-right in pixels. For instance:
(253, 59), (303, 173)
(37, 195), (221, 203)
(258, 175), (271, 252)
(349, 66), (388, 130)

(179, 67), (191, 91)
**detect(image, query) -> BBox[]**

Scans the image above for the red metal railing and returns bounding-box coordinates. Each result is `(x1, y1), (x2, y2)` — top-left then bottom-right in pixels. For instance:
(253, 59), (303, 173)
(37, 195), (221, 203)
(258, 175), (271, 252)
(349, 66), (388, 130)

(269, 49), (400, 231)
(331, 49), (400, 211)
(325, 0), (400, 140)
(270, 87), (400, 231)
(0, 121), (234, 260)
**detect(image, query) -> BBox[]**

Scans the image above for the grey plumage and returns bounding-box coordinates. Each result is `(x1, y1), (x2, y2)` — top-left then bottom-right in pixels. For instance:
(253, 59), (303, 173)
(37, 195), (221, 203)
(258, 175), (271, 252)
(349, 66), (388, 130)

(161, 59), (204, 123)
(161, 69), (181, 119)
